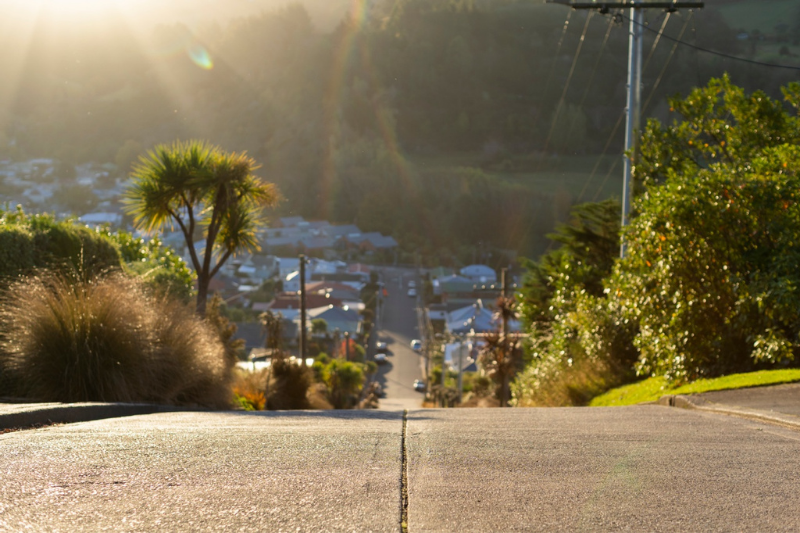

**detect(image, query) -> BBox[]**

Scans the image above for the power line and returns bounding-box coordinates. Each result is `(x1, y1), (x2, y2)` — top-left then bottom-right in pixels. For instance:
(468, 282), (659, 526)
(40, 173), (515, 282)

(575, 14), (615, 111)
(642, 11), (694, 115)
(541, 12), (595, 158)
(592, 158), (619, 202)
(540, 9), (575, 111)
(642, 11), (671, 71)
(622, 11), (800, 71)
(575, 7), (669, 204)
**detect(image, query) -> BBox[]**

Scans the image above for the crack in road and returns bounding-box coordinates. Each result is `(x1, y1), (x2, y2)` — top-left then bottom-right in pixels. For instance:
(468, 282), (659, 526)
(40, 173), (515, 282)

(401, 409), (409, 533)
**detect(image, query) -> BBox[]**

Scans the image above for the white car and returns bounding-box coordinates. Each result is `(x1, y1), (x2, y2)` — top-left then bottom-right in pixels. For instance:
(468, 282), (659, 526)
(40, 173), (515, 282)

(375, 353), (387, 364)
(407, 288), (417, 297)
(410, 339), (422, 352)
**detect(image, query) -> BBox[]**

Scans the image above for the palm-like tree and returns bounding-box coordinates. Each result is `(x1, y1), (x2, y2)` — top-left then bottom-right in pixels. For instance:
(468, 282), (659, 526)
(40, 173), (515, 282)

(125, 140), (279, 315)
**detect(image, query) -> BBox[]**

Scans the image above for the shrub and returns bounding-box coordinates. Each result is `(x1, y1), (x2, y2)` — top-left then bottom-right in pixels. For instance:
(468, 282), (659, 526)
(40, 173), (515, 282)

(104, 229), (194, 302)
(231, 368), (269, 411)
(321, 359), (364, 409)
(0, 271), (231, 407)
(513, 270), (638, 407)
(267, 357), (312, 410)
(0, 209), (121, 281)
(615, 145), (800, 382)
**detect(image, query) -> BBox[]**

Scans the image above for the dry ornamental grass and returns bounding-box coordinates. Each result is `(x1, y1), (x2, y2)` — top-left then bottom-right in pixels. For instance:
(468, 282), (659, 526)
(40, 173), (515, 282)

(0, 272), (232, 408)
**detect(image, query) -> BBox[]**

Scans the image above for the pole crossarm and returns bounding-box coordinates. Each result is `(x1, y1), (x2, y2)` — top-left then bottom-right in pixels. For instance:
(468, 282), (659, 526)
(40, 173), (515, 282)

(546, 1), (703, 8)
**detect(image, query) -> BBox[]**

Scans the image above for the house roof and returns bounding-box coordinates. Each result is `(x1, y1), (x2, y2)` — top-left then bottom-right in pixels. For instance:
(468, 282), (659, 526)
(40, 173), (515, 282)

(446, 301), (520, 334)
(279, 216), (306, 227)
(277, 257), (300, 271)
(460, 264), (497, 281)
(266, 235), (304, 247)
(306, 281), (361, 296)
(347, 263), (372, 274)
(365, 234), (398, 249)
(300, 236), (335, 250)
(308, 305), (360, 321)
(344, 232), (398, 249)
(268, 293), (342, 310)
(325, 224), (362, 238)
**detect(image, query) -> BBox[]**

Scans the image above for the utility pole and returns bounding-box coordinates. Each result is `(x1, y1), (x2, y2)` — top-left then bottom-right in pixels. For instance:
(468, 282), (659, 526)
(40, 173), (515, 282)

(546, 1), (703, 257)
(621, 5), (643, 258)
(299, 254), (307, 367)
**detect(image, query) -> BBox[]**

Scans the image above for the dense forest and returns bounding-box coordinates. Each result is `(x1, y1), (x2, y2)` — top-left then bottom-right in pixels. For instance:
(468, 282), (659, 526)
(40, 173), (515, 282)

(1, 0), (798, 263)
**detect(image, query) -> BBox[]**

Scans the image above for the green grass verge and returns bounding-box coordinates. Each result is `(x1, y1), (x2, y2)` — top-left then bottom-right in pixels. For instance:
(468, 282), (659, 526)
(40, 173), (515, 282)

(589, 368), (800, 407)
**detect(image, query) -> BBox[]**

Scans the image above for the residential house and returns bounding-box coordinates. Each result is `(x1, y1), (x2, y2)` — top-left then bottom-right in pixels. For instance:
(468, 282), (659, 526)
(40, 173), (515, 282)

(445, 300), (521, 335)
(460, 264), (498, 283)
(433, 274), (482, 308)
(300, 304), (362, 336)
(305, 281), (361, 302)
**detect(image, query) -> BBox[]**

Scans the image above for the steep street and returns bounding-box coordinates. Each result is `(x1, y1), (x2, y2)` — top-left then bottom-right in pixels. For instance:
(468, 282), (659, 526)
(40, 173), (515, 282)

(373, 267), (426, 410)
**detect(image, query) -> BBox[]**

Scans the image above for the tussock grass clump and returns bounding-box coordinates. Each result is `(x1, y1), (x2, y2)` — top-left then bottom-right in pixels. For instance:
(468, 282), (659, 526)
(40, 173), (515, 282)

(0, 272), (231, 408)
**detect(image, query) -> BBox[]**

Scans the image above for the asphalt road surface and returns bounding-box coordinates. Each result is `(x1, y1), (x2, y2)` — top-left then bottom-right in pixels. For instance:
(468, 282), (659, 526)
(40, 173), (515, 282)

(3, 406), (800, 531)
(373, 267), (426, 410)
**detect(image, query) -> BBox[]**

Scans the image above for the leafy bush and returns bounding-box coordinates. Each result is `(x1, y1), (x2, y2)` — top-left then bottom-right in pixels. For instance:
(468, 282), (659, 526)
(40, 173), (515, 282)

(321, 359), (364, 409)
(615, 145), (800, 382)
(0, 272), (232, 407)
(513, 261), (637, 407)
(0, 209), (192, 301)
(514, 200), (634, 406)
(612, 77), (800, 383)
(0, 208), (121, 281)
(103, 229), (194, 302)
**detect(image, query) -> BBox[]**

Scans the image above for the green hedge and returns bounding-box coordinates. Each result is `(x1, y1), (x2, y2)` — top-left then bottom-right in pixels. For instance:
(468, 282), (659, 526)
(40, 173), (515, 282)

(0, 210), (121, 279)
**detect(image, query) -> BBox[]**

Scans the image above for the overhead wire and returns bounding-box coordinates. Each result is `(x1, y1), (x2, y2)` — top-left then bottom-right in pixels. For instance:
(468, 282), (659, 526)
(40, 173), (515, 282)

(539, 9), (575, 114)
(591, 12), (693, 202)
(642, 11), (694, 116)
(540, 11), (595, 160)
(621, 11), (800, 71)
(575, 9), (663, 204)
(574, 14), (615, 112)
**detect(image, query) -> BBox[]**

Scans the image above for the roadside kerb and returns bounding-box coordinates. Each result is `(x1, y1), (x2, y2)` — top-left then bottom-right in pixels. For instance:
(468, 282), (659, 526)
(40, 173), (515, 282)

(0, 402), (200, 431)
(659, 394), (800, 431)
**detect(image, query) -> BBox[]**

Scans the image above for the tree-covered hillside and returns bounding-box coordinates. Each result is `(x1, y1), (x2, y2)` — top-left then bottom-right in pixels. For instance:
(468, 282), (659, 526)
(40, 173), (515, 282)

(1, 0), (797, 261)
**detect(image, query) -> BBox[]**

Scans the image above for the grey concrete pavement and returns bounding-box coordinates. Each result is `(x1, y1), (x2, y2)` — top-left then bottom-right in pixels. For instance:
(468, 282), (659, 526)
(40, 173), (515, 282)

(0, 410), (403, 532)
(0, 401), (192, 430)
(5, 388), (800, 531)
(691, 382), (800, 417)
(406, 406), (800, 532)
(659, 382), (800, 430)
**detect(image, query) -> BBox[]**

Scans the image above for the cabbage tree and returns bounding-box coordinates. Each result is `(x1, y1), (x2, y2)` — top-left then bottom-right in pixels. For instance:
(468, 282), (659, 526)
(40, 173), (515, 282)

(125, 140), (279, 315)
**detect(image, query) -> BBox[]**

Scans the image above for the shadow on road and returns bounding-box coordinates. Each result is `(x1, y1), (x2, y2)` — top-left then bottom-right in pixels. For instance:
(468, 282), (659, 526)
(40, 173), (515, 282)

(220, 408), (425, 421)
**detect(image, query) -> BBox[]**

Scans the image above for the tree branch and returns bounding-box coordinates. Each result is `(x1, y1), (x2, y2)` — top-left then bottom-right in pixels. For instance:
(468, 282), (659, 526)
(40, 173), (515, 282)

(210, 249), (233, 279)
(168, 207), (201, 273)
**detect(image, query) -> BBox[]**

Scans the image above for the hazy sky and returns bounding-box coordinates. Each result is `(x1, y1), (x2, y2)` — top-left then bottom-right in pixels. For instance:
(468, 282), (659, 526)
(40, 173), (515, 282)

(0, 0), (353, 31)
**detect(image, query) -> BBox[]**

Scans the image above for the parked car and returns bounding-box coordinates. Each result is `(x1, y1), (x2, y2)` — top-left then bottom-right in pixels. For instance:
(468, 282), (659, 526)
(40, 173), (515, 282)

(407, 288), (417, 297)
(375, 353), (387, 364)
(410, 339), (422, 352)
(408, 280), (416, 288)
(376, 341), (388, 354)
(413, 379), (426, 392)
